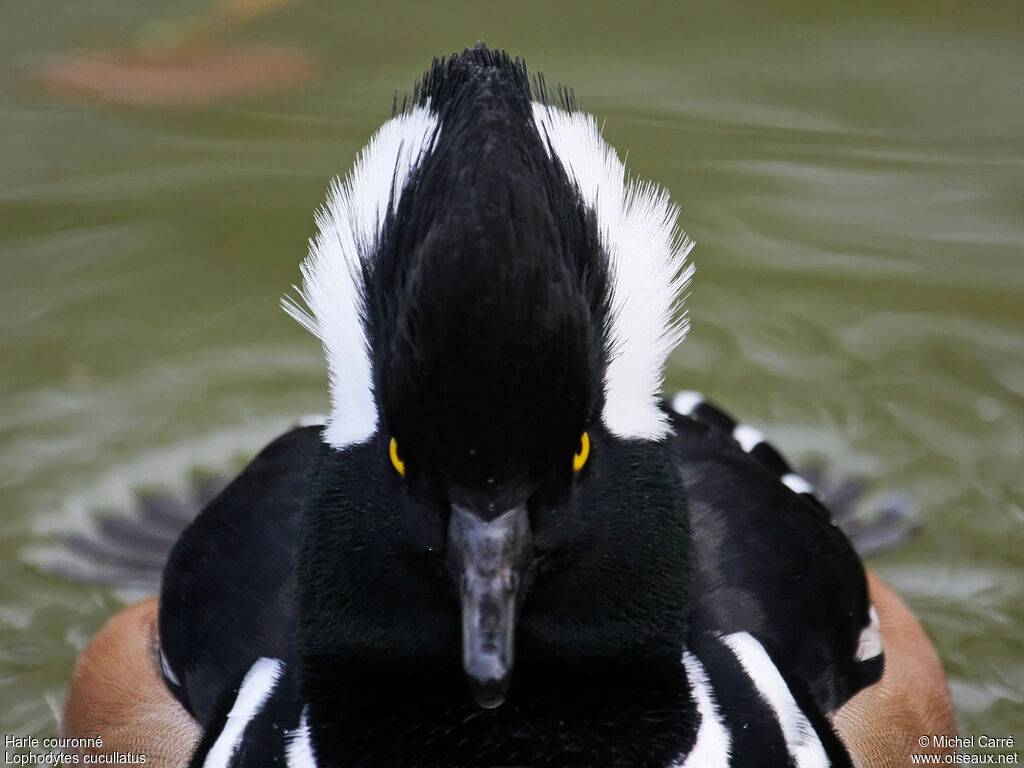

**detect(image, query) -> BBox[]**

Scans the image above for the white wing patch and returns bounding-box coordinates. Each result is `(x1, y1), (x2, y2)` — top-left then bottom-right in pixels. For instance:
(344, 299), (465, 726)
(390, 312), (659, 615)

(670, 390), (704, 417)
(781, 473), (815, 496)
(733, 424), (766, 453)
(532, 104), (694, 441)
(723, 632), (829, 768)
(284, 106), (440, 449)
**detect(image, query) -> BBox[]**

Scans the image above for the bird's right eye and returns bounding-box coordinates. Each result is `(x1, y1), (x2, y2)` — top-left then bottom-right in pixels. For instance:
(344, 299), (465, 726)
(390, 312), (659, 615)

(572, 431), (590, 473)
(389, 438), (406, 476)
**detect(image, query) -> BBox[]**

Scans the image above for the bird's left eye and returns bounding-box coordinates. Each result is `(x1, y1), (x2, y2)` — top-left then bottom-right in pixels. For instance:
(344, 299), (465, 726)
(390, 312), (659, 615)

(572, 431), (590, 473)
(389, 437), (406, 476)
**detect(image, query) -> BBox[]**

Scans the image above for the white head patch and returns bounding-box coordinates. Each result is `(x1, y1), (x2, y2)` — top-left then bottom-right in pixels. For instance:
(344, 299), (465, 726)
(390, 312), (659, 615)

(532, 104), (694, 440)
(287, 99), (691, 447)
(284, 106), (440, 449)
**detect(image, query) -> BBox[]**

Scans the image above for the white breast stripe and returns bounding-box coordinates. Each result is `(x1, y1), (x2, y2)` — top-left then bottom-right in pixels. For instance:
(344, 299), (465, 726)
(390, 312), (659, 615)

(781, 473), (815, 496)
(676, 652), (731, 767)
(856, 605), (883, 661)
(204, 657), (284, 768)
(286, 707), (318, 768)
(732, 424), (765, 453)
(670, 391), (704, 417)
(723, 633), (829, 768)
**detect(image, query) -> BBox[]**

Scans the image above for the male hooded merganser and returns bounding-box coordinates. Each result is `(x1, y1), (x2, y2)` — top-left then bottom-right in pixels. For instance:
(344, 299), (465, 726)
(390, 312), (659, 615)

(63, 45), (956, 767)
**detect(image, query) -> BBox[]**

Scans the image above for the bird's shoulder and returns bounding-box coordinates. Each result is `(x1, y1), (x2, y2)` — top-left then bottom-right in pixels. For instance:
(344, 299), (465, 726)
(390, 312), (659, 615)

(665, 392), (882, 714)
(158, 424), (323, 726)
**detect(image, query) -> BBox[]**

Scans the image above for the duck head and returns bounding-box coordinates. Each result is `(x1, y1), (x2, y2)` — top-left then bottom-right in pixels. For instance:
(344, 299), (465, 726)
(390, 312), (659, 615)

(289, 46), (696, 723)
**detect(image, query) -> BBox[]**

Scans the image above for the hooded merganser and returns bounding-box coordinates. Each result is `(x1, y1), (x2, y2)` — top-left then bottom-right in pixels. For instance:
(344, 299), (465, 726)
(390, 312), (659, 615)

(63, 45), (956, 767)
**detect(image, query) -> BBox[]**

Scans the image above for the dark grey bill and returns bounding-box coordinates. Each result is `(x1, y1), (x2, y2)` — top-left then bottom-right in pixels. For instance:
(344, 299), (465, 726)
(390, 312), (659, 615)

(446, 502), (533, 709)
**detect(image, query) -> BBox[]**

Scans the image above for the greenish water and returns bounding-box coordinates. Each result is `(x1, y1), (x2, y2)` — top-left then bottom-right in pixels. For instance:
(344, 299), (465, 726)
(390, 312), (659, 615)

(2, 0), (1022, 742)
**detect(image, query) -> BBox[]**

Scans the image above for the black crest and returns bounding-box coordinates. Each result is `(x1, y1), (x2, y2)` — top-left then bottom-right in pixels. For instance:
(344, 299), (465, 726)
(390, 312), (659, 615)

(364, 45), (612, 492)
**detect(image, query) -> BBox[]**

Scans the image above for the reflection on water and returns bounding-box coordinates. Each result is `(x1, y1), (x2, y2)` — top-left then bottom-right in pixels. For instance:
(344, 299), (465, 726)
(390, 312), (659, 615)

(26, 0), (312, 106)
(2, 0), (1022, 740)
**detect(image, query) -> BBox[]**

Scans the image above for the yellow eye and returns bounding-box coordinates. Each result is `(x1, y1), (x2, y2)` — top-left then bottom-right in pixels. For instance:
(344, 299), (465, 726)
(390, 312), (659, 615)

(389, 437), (406, 476)
(572, 431), (590, 473)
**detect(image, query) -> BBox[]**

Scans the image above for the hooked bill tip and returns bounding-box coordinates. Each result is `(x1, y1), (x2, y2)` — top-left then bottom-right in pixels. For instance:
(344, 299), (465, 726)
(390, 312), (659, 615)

(466, 669), (510, 709)
(464, 653), (511, 709)
(472, 688), (506, 709)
